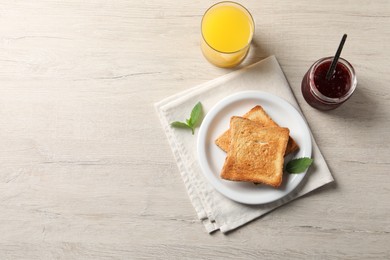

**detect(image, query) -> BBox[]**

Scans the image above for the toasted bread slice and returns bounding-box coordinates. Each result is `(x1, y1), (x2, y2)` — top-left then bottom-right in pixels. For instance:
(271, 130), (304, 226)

(215, 105), (298, 155)
(220, 116), (289, 187)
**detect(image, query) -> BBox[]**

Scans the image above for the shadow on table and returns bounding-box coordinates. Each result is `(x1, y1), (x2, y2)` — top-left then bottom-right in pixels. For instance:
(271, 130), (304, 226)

(245, 39), (270, 65)
(230, 38), (270, 70)
(317, 84), (379, 126)
(219, 179), (338, 235)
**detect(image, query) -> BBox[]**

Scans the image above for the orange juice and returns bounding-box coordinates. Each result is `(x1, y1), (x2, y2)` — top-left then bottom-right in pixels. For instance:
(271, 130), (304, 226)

(201, 2), (254, 68)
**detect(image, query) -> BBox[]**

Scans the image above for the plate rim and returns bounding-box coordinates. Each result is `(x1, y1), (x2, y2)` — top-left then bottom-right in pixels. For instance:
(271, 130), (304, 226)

(197, 90), (312, 205)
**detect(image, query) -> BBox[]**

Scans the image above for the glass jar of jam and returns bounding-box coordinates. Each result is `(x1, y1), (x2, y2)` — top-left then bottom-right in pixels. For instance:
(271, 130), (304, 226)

(301, 57), (357, 110)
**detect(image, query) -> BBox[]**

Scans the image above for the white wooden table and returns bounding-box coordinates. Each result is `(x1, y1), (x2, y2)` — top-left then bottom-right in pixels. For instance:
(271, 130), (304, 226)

(0, 0), (389, 258)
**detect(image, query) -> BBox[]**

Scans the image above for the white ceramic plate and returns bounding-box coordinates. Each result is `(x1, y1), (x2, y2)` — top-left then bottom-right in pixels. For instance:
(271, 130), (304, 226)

(197, 91), (312, 205)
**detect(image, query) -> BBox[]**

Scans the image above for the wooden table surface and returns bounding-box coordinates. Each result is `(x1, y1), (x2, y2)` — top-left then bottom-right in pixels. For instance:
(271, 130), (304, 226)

(0, 0), (389, 259)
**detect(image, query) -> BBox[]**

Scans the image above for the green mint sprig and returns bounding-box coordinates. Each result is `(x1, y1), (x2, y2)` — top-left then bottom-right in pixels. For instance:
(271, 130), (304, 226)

(170, 102), (203, 135)
(286, 157), (313, 174)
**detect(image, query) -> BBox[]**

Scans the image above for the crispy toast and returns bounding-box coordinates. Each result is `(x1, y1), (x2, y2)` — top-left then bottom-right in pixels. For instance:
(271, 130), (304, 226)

(220, 117), (290, 187)
(215, 105), (298, 156)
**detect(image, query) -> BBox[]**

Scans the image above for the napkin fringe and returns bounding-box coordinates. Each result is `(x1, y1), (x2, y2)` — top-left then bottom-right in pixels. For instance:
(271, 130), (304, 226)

(161, 107), (219, 223)
(154, 104), (212, 222)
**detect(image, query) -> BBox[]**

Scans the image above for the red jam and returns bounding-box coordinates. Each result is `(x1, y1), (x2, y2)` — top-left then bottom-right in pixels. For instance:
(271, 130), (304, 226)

(301, 57), (357, 110)
(314, 61), (351, 98)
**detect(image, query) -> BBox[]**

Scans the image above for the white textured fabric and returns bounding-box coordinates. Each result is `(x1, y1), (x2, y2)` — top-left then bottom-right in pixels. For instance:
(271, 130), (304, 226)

(155, 56), (334, 233)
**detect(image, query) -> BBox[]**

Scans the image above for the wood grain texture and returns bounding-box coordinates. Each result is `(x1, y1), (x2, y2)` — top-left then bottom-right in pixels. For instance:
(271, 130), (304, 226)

(0, 0), (389, 259)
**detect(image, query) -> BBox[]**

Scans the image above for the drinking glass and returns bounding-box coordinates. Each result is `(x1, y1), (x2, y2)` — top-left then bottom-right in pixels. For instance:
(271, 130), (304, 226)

(201, 2), (254, 68)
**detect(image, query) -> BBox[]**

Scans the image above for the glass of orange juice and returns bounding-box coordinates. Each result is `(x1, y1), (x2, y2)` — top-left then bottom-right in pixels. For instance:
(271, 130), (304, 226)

(201, 1), (255, 68)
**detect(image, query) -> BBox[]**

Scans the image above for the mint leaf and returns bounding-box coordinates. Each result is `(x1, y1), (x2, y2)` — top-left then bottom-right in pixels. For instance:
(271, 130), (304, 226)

(189, 102), (202, 127)
(170, 102), (203, 135)
(286, 157), (313, 173)
(171, 121), (192, 129)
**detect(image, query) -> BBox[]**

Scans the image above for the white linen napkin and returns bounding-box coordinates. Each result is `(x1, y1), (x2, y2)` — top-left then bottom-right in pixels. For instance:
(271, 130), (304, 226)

(155, 56), (334, 233)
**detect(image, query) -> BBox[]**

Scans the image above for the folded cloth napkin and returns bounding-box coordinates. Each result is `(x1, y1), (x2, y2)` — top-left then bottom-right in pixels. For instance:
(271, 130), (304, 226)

(155, 56), (334, 233)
